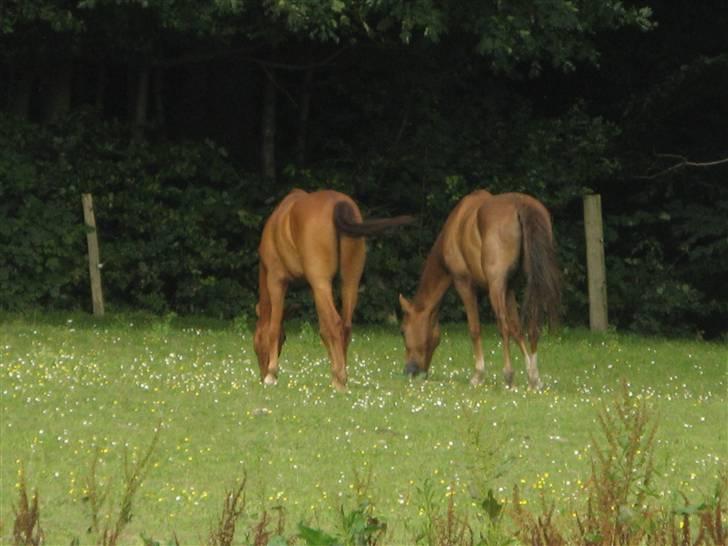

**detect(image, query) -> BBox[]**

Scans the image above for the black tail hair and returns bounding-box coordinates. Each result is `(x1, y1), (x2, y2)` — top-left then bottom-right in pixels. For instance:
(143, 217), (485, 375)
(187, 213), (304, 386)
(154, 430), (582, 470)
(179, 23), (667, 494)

(333, 201), (413, 238)
(518, 204), (561, 336)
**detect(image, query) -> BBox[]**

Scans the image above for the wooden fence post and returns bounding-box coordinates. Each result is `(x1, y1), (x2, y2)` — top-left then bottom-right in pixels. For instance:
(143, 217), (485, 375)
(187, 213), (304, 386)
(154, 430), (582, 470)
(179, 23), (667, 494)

(583, 194), (608, 332)
(82, 193), (105, 317)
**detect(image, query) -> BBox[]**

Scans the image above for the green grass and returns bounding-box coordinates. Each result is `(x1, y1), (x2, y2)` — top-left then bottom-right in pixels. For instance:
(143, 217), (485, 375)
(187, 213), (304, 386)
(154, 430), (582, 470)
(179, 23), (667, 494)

(1, 312), (726, 544)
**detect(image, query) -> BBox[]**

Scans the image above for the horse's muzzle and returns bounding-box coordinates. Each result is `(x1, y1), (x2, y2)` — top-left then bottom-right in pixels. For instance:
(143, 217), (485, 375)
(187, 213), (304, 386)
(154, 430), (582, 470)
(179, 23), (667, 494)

(404, 361), (423, 377)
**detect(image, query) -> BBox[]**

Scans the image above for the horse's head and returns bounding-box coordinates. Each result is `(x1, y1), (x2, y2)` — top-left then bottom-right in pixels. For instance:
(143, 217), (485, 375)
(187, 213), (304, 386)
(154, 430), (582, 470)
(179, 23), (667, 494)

(253, 303), (286, 381)
(399, 294), (440, 378)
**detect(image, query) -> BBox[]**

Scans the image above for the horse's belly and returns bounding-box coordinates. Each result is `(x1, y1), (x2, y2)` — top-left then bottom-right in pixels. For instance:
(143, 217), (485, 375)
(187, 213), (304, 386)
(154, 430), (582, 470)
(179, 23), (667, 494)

(444, 239), (487, 285)
(456, 226), (487, 282)
(465, 259), (490, 288)
(269, 221), (305, 279)
(280, 249), (305, 279)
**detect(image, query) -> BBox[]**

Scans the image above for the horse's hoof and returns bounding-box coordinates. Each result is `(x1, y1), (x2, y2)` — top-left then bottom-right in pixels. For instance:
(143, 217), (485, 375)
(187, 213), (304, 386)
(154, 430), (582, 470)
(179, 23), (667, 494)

(528, 379), (543, 391)
(469, 372), (484, 386)
(332, 380), (347, 392)
(263, 374), (277, 386)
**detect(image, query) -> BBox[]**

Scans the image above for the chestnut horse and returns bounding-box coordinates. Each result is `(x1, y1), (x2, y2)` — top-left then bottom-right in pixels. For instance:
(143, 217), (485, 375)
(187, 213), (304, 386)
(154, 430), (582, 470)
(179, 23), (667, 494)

(255, 189), (412, 390)
(399, 190), (560, 389)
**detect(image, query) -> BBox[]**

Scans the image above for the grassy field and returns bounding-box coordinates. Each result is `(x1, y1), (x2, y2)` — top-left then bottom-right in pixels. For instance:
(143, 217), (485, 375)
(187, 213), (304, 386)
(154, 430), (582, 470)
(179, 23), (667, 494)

(1, 312), (726, 544)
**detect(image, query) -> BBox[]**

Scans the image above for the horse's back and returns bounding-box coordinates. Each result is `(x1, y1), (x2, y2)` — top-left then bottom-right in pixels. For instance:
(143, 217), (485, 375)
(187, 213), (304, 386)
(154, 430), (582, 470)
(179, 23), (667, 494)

(487, 193), (551, 227)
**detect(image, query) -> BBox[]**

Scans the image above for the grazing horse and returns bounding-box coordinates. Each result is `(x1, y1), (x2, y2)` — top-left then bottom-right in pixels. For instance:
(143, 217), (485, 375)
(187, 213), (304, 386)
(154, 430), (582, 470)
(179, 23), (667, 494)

(255, 189), (412, 390)
(399, 190), (560, 389)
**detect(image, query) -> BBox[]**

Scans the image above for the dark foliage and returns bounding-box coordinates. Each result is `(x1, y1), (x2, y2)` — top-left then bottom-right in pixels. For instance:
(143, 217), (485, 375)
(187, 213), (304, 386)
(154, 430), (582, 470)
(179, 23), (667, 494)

(1, 0), (726, 337)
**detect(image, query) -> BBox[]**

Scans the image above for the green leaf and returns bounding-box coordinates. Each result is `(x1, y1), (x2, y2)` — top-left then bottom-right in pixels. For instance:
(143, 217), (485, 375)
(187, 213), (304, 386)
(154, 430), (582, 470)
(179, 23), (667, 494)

(481, 488), (503, 523)
(297, 523), (342, 546)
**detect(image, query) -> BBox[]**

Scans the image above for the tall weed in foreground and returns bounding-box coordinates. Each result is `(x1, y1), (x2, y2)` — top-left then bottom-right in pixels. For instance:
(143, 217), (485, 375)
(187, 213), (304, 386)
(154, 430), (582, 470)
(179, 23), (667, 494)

(663, 474), (727, 546)
(297, 503), (386, 546)
(475, 489), (516, 546)
(337, 502), (387, 546)
(83, 447), (109, 536)
(297, 468), (387, 546)
(463, 419), (517, 546)
(208, 477), (246, 546)
(247, 506), (287, 546)
(12, 464), (44, 546)
(339, 468), (387, 546)
(509, 381), (727, 546)
(575, 381), (659, 545)
(408, 480), (474, 546)
(694, 476), (727, 544)
(82, 426), (160, 546)
(406, 418), (518, 546)
(510, 486), (565, 546)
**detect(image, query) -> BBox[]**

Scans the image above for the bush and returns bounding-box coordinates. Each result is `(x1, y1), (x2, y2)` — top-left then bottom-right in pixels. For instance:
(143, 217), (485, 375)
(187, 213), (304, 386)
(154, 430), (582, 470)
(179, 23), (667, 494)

(2, 107), (723, 337)
(0, 112), (262, 317)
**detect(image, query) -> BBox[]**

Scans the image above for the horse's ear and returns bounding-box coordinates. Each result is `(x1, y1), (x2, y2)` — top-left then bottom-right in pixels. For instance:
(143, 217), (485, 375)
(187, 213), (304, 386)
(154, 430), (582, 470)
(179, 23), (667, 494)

(255, 303), (260, 317)
(399, 294), (413, 314)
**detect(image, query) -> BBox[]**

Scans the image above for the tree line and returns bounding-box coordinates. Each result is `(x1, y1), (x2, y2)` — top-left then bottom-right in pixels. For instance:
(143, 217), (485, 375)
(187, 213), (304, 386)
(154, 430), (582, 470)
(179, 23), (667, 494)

(1, 0), (726, 337)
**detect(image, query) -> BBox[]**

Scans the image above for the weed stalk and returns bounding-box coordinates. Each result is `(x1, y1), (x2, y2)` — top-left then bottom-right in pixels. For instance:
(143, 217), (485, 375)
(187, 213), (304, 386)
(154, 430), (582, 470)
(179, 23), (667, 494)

(12, 464), (44, 546)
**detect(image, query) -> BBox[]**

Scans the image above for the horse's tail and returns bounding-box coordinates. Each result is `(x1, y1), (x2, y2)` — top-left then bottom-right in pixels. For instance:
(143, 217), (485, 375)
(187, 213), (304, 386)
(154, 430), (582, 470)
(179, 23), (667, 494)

(518, 202), (561, 336)
(333, 201), (413, 238)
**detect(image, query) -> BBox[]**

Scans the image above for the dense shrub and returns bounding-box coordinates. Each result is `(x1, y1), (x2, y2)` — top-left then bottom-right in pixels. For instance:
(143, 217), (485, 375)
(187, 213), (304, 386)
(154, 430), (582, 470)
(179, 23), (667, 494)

(0, 112), (263, 317)
(1, 111), (724, 337)
(0, 115), (87, 310)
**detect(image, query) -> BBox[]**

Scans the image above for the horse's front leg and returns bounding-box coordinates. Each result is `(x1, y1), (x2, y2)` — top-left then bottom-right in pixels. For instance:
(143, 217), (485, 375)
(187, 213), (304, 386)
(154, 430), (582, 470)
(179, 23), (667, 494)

(264, 278), (288, 385)
(453, 278), (486, 386)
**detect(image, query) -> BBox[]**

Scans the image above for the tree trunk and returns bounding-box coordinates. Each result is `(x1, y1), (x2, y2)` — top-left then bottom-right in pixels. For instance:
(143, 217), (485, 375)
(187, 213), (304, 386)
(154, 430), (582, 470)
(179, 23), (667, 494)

(134, 65), (150, 137)
(127, 64), (136, 119)
(295, 66), (314, 166)
(43, 60), (72, 122)
(261, 68), (277, 181)
(95, 63), (107, 112)
(8, 63), (33, 119)
(153, 67), (165, 128)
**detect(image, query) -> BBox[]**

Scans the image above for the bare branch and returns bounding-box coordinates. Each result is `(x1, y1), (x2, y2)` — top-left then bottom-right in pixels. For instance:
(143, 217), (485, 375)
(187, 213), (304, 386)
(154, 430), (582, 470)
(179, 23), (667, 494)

(259, 64), (298, 109)
(634, 153), (728, 179)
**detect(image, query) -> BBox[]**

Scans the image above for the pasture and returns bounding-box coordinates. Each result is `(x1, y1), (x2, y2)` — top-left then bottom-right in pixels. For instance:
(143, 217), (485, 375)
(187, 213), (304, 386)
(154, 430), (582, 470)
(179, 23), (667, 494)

(1, 312), (726, 544)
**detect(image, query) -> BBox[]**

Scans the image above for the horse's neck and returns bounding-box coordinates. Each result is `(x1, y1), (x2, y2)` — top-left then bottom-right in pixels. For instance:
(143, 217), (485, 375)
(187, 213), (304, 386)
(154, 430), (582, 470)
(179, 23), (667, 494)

(414, 236), (451, 312)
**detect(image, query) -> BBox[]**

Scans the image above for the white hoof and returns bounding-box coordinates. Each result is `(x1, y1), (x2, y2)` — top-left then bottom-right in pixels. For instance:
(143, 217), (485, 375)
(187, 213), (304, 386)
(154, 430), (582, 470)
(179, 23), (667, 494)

(264, 374), (277, 386)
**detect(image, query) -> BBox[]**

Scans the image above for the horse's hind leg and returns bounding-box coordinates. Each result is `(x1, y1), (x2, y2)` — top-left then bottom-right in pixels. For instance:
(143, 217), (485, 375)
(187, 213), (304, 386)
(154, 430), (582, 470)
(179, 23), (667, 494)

(453, 277), (486, 386)
(526, 309), (542, 390)
(311, 280), (348, 390)
(488, 280), (514, 388)
(506, 290), (541, 390)
(339, 237), (366, 354)
(264, 277), (288, 385)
